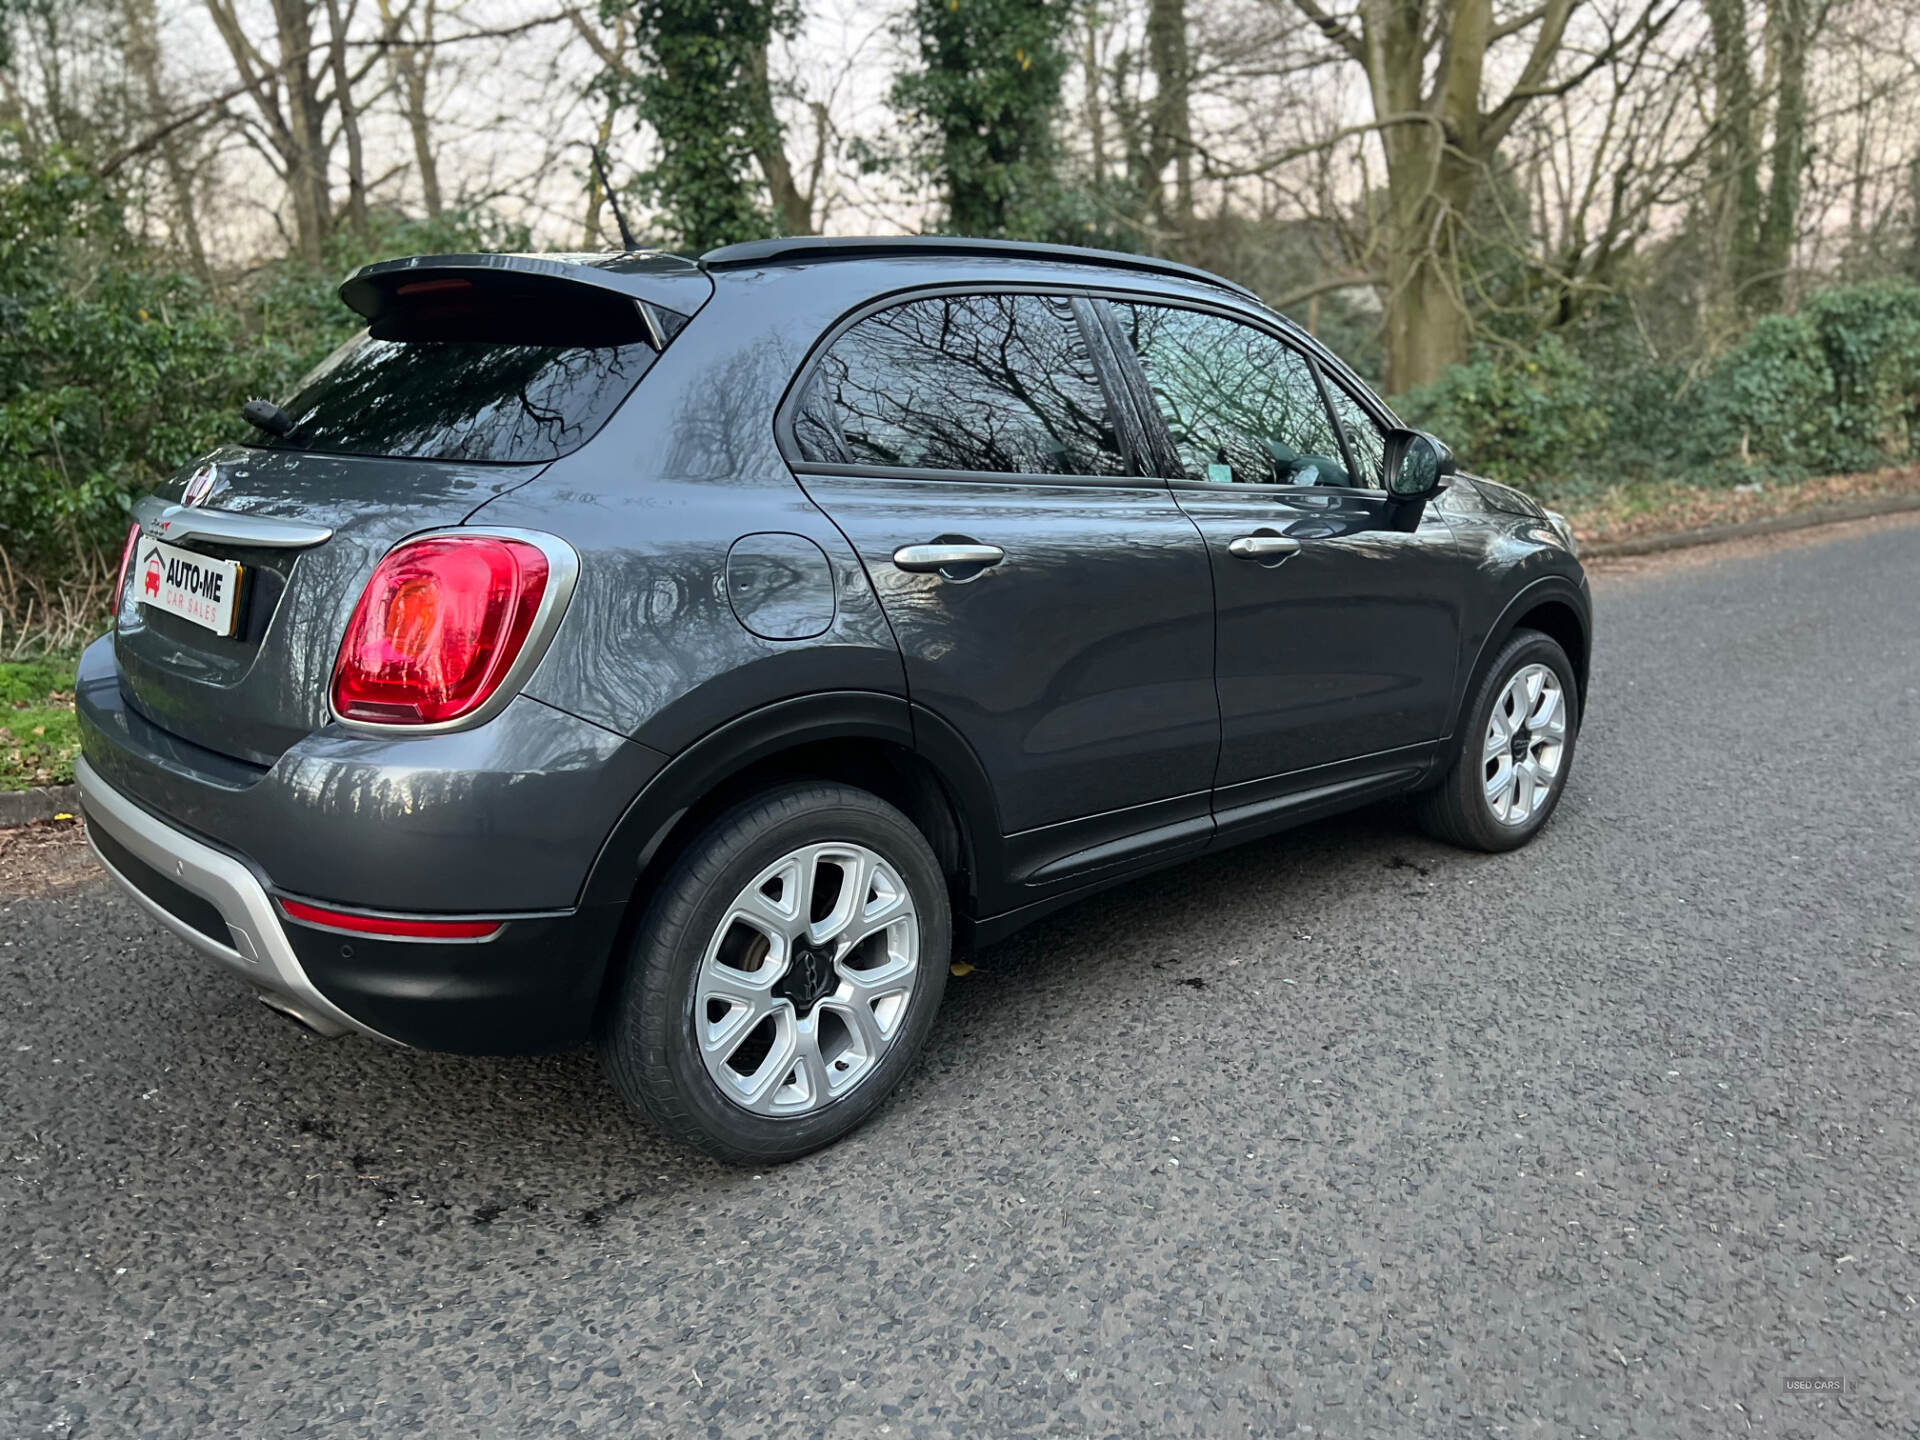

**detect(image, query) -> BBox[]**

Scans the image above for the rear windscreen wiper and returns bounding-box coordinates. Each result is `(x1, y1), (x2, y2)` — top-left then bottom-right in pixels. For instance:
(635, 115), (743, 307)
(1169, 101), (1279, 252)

(241, 398), (303, 442)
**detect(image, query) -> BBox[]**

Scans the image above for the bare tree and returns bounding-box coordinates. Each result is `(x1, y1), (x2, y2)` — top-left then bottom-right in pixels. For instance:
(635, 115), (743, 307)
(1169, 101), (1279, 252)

(747, 36), (830, 236)
(119, 0), (211, 274)
(1269, 0), (1672, 389)
(1144, 0), (1195, 231)
(202, 0), (333, 260)
(374, 0), (442, 217)
(320, 0), (370, 235)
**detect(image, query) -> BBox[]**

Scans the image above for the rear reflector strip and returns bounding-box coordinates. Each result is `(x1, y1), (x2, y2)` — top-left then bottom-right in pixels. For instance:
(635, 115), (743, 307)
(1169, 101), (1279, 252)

(277, 898), (503, 941)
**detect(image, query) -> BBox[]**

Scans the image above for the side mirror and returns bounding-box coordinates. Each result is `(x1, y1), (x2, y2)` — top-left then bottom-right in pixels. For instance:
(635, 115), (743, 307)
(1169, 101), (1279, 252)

(1382, 429), (1454, 529)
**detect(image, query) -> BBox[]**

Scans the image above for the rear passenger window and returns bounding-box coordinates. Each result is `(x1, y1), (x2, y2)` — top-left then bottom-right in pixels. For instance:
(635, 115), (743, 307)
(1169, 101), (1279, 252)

(1111, 302), (1353, 488)
(799, 294), (1125, 477)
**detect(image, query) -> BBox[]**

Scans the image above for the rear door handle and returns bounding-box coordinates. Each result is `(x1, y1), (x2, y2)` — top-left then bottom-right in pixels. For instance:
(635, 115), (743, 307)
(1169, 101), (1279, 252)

(1227, 534), (1301, 561)
(892, 543), (1005, 573)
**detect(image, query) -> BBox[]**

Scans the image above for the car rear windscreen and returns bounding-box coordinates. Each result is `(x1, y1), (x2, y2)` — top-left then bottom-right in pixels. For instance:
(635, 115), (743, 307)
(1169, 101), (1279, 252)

(251, 282), (661, 465)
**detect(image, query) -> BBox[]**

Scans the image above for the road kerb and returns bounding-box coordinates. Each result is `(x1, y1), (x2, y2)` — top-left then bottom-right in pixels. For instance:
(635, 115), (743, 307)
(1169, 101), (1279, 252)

(0, 784), (80, 829)
(1582, 492), (1920, 559)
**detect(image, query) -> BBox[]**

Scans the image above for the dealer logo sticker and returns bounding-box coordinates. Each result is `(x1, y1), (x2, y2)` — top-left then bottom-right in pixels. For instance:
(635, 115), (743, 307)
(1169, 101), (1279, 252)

(134, 535), (245, 637)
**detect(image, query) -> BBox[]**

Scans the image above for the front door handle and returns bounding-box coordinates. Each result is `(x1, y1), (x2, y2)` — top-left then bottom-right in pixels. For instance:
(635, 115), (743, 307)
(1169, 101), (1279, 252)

(1227, 534), (1301, 561)
(892, 542), (1006, 573)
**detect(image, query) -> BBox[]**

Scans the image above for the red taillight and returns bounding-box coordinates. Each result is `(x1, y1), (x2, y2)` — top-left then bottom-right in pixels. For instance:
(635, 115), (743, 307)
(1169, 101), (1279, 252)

(278, 897), (503, 941)
(114, 521), (140, 604)
(331, 535), (550, 725)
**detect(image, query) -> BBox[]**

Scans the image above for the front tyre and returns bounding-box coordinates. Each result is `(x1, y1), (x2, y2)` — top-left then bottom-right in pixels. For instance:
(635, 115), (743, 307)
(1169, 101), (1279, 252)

(600, 781), (950, 1165)
(1416, 630), (1580, 853)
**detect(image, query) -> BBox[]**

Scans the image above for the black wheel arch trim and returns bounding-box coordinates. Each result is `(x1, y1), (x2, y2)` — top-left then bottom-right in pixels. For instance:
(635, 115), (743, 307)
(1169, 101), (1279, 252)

(578, 690), (1006, 918)
(1452, 575), (1592, 741)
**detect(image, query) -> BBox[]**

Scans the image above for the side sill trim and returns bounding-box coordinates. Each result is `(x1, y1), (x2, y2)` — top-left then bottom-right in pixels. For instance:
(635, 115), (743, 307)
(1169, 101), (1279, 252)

(1020, 813), (1213, 885)
(1213, 764), (1424, 837)
(76, 755), (399, 1044)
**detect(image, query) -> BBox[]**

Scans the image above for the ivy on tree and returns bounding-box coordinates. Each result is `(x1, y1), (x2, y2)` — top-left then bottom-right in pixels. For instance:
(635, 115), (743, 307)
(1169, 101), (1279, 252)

(889, 0), (1075, 238)
(599, 0), (799, 252)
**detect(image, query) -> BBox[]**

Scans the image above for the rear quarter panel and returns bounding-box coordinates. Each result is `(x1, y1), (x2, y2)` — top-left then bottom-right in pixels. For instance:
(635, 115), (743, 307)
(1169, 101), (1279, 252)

(491, 254), (1267, 753)
(471, 275), (906, 752)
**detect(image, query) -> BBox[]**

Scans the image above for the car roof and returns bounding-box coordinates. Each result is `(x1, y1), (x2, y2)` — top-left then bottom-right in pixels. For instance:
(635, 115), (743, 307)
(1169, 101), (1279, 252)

(344, 239), (1265, 319)
(700, 236), (1260, 303)
(694, 237), (1386, 403)
(337, 242), (1389, 406)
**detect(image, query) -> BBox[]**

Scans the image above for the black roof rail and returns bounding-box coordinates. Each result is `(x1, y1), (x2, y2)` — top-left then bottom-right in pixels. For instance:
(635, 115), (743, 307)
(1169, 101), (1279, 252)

(699, 235), (1260, 302)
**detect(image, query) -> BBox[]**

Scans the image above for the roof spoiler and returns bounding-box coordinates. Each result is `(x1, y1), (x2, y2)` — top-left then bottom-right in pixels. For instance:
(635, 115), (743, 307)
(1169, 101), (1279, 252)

(340, 252), (715, 346)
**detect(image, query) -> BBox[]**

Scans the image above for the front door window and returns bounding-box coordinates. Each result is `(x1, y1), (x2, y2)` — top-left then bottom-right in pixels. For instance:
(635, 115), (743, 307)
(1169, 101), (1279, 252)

(1108, 302), (1354, 488)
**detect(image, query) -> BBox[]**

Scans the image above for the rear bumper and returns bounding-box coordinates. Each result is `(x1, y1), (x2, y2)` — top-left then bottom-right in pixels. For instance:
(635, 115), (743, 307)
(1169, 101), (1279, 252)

(78, 754), (390, 1041)
(79, 754), (630, 1052)
(73, 625), (662, 1053)
(73, 633), (667, 915)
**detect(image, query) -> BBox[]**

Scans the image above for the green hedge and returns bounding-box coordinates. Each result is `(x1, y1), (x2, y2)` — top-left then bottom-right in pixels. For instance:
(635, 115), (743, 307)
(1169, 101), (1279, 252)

(0, 145), (518, 633)
(1398, 280), (1920, 503)
(1800, 282), (1920, 466)
(1390, 334), (1607, 493)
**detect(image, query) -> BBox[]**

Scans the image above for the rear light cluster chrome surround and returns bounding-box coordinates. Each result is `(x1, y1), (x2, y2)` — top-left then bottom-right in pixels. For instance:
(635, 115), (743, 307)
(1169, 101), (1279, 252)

(329, 527), (579, 735)
(114, 520), (141, 605)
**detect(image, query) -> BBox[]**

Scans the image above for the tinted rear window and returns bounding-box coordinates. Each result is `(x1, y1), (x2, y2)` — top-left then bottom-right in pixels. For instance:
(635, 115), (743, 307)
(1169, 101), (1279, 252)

(254, 284), (659, 464)
(797, 293), (1125, 477)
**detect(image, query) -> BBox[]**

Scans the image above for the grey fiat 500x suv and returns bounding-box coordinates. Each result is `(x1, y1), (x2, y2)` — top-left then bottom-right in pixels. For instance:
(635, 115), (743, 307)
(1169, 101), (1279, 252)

(77, 237), (1590, 1163)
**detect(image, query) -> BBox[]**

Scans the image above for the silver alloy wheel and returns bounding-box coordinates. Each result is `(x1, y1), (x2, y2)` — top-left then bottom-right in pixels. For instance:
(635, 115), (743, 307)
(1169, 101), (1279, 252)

(693, 842), (919, 1117)
(1483, 662), (1568, 826)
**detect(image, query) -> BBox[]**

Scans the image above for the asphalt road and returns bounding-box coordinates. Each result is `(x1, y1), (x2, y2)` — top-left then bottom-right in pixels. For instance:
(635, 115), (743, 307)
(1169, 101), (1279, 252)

(5, 517), (1918, 1439)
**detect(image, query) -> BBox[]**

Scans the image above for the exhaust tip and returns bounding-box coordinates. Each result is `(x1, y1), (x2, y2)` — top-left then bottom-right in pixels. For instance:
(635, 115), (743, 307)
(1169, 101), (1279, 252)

(257, 991), (351, 1039)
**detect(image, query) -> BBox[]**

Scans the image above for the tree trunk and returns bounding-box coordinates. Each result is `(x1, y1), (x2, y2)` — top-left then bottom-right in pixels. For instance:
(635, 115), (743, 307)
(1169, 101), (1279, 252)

(585, 99), (616, 245)
(1295, 0), (1593, 389)
(1750, 0), (1807, 309)
(1144, 0), (1192, 232)
(1365, 0), (1487, 391)
(1381, 145), (1478, 393)
(405, 77), (442, 220)
(1907, 149), (1920, 283)
(570, 7), (630, 245)
(1081, 3), (1106, 188)
(747, 41), (812, 234)
(120, 0), (211, 279)
(320, 0), (368, 237)
(1703, 0), (1761, 311)
(1388, 247), (1470, 394)
(265, 0), (332, 263)
(376, 0), (441, 218)
(203, 0), (333, 263)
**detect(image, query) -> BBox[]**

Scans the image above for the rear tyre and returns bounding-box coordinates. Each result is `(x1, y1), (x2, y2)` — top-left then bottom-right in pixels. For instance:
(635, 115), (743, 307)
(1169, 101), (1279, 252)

(600, 781), (950, 1165)
(1416, 630), (1579, 853)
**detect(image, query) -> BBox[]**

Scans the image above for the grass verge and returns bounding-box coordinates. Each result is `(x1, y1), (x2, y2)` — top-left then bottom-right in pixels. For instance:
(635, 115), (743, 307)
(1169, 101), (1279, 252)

(1559, 464), (1920, 548)
(2, 648), (82, 791)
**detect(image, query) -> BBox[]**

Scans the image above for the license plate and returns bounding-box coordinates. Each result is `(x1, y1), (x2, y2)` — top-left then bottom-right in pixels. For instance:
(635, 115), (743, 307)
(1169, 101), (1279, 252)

(133, 534), (244, 637)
